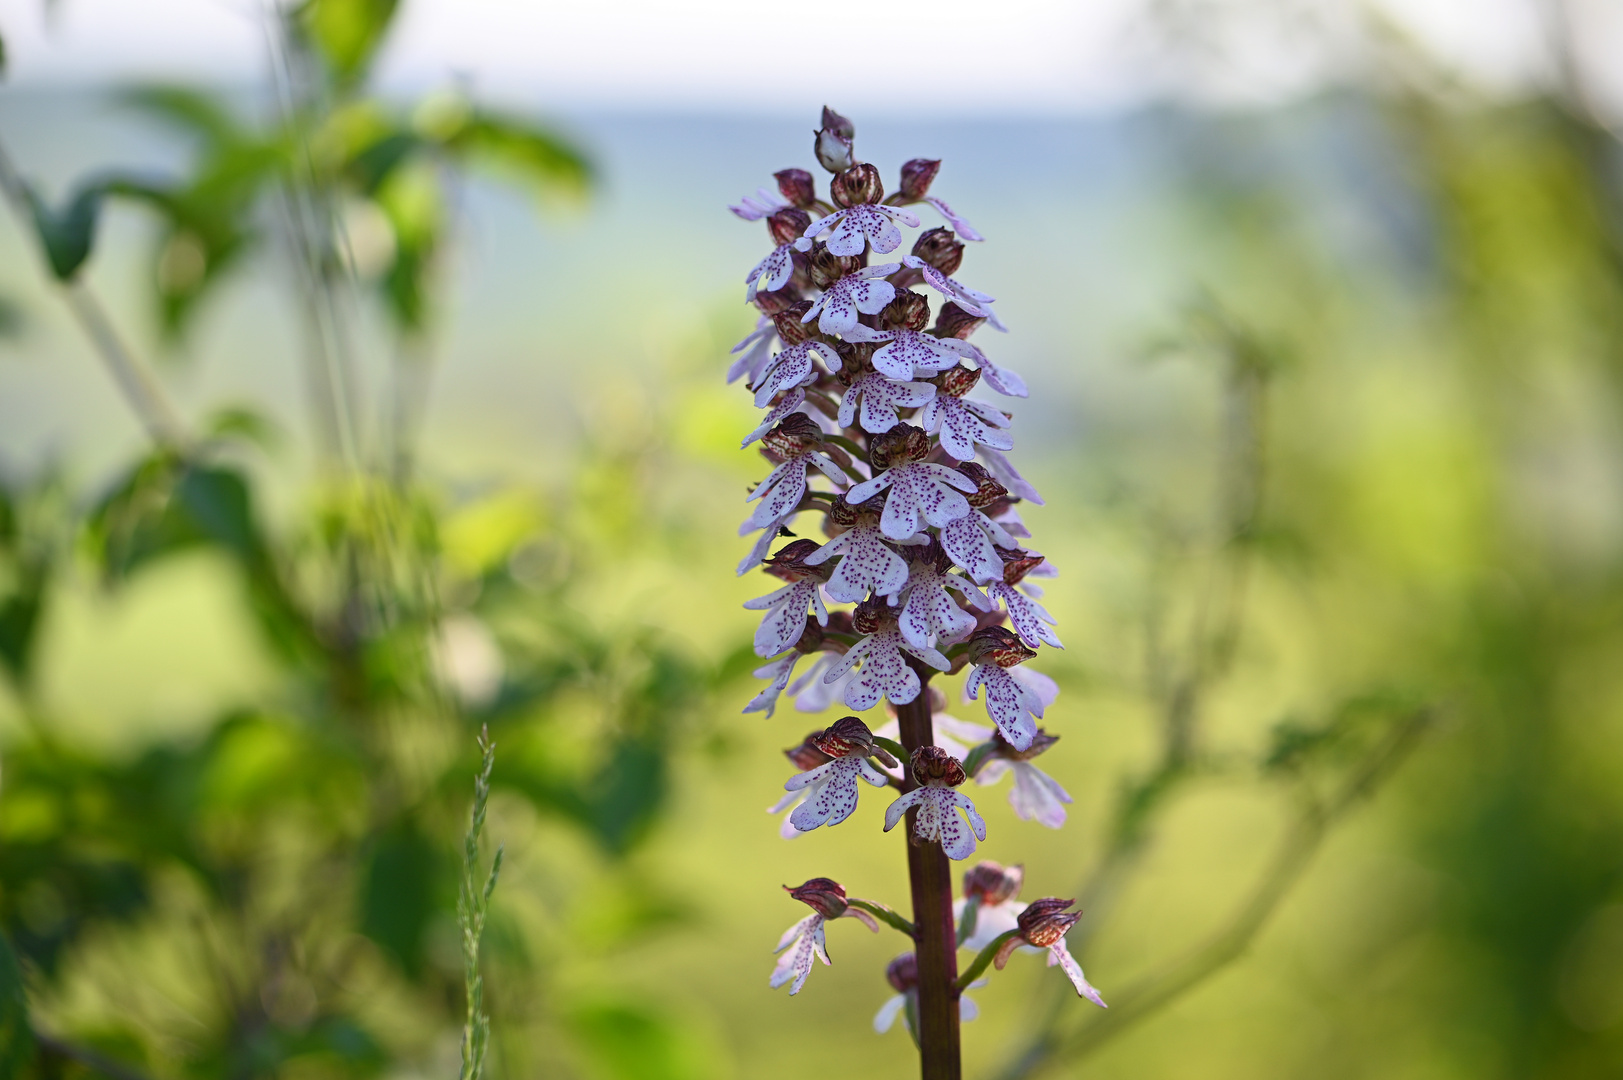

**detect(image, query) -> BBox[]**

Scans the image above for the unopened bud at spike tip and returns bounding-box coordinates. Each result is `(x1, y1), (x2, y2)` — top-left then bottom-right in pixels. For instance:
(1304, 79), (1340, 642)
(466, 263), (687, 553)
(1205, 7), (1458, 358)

(775, 168), (817, 209)
(820, 106), (855, 139)
(899, 158), (941, 201)
(831, 163), (885, 208)
(786, 877), (850, 920)
(768, 207), (813, 248)
(912, 227), (964, 276)
(933, 301), (986, 340)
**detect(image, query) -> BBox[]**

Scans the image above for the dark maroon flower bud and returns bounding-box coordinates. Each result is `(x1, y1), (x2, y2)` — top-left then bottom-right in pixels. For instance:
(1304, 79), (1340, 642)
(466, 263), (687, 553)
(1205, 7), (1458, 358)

(911, 227), (964, 276)
(785, 732), (834, 771)
(880, 289), (931, 333)
(899, 158), (941, 201)
(814, 107), (856, 173)
(831, 163), (885, 208)
(809, 245), (865, 290)
(772, 302), (816, 347)
(998, 546), (1046, 585)
(938, 364), (980, 398)
(992, 727), (1059, 761)
(762, 413), (824, 457)
(851, 596), (896, 635)
(812, 715), (877, 758)
(766, 538), (831, 582)
(868, 423), (931, 469)
(821, 105), (855, 138)
(911, 744), (967, 787)
(786, 877), (850, 920)
(886, 952), (919, 993)
(966, 625), (1036, 668)
(956, 462), (1008, 508)
(767, 206), (812, 247)
(754, 284), (802, 316)
(833, 340), (877, 384)
(826, 494), (861, 532)
(775, 168), (817, 209)
(1016, 898), (1081, 947)
(933, 301), (986, 340)
(963, 861), (1025, 905)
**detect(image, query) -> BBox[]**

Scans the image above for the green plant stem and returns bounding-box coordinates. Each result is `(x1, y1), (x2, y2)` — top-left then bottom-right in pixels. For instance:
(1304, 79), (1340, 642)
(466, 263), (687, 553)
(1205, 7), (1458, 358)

(0, 139), (188, 450)
(954, 929), (1019, 993)
(847, 898), (916, 939)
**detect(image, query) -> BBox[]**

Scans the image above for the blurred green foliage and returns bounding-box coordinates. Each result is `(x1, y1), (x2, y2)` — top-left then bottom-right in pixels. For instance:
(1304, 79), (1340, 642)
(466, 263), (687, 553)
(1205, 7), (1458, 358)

(0, 4), (722, 1080)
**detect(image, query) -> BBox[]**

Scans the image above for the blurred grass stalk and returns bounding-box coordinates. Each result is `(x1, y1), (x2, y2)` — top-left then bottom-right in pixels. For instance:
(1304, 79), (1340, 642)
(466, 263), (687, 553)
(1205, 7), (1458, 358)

(458, 728), (503, 1080)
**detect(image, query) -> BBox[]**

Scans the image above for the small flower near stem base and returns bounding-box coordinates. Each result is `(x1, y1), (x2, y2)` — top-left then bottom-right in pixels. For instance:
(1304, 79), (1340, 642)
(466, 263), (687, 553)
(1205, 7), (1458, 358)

(955, 861), (1039, 952)
(974, 729), (1073, 828)
(992, 898), (1107, 1008)
(884, 746), (987, 861)
(745, 539), (832, 657)
(768, 731), (834, 838)
(874, 952), (980, 1039)
(783, 717), (895, 832)
(771, 877), (880, 995)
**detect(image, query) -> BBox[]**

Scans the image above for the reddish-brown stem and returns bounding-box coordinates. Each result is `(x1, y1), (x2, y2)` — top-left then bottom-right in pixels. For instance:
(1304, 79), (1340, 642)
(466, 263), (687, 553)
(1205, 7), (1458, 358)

(897, 684), (961, 1080)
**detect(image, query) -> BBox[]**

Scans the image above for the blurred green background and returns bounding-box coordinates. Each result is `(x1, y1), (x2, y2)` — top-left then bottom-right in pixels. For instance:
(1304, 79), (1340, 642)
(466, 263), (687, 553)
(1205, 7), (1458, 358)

(3, 2), (1623, 1078)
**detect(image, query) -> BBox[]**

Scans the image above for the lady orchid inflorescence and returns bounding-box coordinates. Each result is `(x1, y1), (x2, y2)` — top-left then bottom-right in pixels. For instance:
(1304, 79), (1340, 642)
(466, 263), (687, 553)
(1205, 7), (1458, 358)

(729, 108), (1104, 1076)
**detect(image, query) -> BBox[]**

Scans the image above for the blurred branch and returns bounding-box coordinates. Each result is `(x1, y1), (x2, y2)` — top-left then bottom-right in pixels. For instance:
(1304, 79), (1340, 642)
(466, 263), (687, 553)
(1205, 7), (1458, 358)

(459, 727), (503, 1080)
(996, 706), (1434, 1080)
(1068, 302), (1275, 953)
(0, 139), (188, 449)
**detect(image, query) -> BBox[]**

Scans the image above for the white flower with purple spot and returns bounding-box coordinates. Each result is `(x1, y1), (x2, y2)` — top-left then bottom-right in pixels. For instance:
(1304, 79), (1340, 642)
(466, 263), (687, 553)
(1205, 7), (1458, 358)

(920, 392), (1014, 462)
(851, 326), (977, 380)
(897, 558), (983, 651)
(802, 524), (912, 603)
(797, 203), (920, 256)
(745, 578), (828, 658)
(987, 579), (1062, 649)
(837, 371), (936, 434)
(823, 621), (949, 710)
(742, 391), (807, 447)
(883, 747), (987, 861)
(745, 244), (797, 301)
(939, 509), (1019, 583)
(745, 450), (848, 529)
(771, 878), (880, 995)
(752, 341), (837, 408)
(801, 264), (900, 335)
(902, 254), (996, 318)
(847, 462), (977, 541)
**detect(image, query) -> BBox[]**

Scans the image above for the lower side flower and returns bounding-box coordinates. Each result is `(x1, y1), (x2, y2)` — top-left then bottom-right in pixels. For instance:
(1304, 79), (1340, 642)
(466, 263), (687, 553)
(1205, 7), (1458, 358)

(883, 746), (987, 861)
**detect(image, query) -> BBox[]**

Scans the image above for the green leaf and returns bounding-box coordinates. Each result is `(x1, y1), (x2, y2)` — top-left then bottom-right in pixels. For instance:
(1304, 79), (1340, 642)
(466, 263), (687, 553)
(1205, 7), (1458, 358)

(358, 825), (445, 976)
(121, 86), (246, 148)
(305, 0), (399, 82)
(0, 932), (33, 1079)
(452, 113), (593, 200)
(25, 181), (105, 281)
